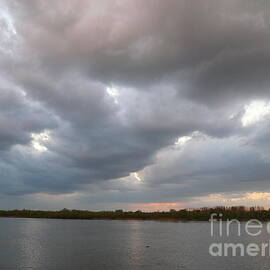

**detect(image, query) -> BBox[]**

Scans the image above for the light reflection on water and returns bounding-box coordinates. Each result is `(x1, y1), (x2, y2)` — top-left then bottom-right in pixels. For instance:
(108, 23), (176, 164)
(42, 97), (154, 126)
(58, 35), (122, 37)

(128, 221), (144, 267)
(19, 219), (44, 269)
(1, 219), (270, 269)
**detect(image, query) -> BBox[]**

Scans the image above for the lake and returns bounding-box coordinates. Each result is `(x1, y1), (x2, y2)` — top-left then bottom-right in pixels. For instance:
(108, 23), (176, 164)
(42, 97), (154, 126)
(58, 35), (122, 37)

(1, 218), (270, 269)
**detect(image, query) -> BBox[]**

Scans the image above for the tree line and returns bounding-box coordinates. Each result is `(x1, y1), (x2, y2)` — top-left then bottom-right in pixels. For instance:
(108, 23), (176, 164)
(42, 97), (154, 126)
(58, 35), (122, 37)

(0, 206), (269, 221)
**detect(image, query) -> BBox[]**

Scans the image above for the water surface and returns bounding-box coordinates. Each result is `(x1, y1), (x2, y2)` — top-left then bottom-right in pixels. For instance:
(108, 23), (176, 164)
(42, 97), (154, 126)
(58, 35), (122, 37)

(1, 218), (270, 269)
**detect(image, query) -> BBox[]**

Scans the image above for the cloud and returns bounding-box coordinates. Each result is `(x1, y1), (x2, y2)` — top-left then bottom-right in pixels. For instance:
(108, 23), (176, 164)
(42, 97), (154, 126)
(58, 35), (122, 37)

(1, 0), (270, 208)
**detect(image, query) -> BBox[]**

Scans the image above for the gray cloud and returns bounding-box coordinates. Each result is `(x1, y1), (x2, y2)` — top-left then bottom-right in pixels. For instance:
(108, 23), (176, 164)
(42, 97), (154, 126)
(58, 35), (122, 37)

(1, 0), (270, 208)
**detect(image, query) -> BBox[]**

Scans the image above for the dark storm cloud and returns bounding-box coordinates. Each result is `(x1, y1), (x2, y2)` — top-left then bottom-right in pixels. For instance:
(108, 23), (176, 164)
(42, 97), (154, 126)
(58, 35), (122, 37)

(0, 86), (57, 151)
(1, 0), (270, 206)
(9, 0), (270, 92)
(187, 49), (270, 106)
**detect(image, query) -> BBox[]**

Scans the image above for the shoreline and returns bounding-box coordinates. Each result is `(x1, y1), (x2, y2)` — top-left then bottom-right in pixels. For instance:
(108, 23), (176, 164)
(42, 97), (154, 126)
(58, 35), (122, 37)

(1, 207), (269, 222)
(0, 216), (193, 222)
(1, 216), (269, 222)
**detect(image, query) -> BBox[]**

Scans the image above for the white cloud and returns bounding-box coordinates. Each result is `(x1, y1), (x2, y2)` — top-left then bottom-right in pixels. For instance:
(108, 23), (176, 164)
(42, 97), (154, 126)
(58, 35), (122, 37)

(242, 100), (270, 127)
(31, 131), (51, 152)
(175, 136), (192, 146)
(106, 86), (119, 104)
(133, 172), (142, 182)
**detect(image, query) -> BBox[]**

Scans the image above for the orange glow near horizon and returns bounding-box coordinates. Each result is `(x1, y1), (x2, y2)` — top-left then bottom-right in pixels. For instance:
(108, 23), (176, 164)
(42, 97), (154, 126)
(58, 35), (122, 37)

(132, 193), (270, 211)
(132, 202), (185, 211)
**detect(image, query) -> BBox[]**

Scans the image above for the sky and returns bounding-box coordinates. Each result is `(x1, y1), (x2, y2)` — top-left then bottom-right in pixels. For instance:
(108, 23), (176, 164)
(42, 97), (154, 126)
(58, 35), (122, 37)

(1, 0), (270, 211)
